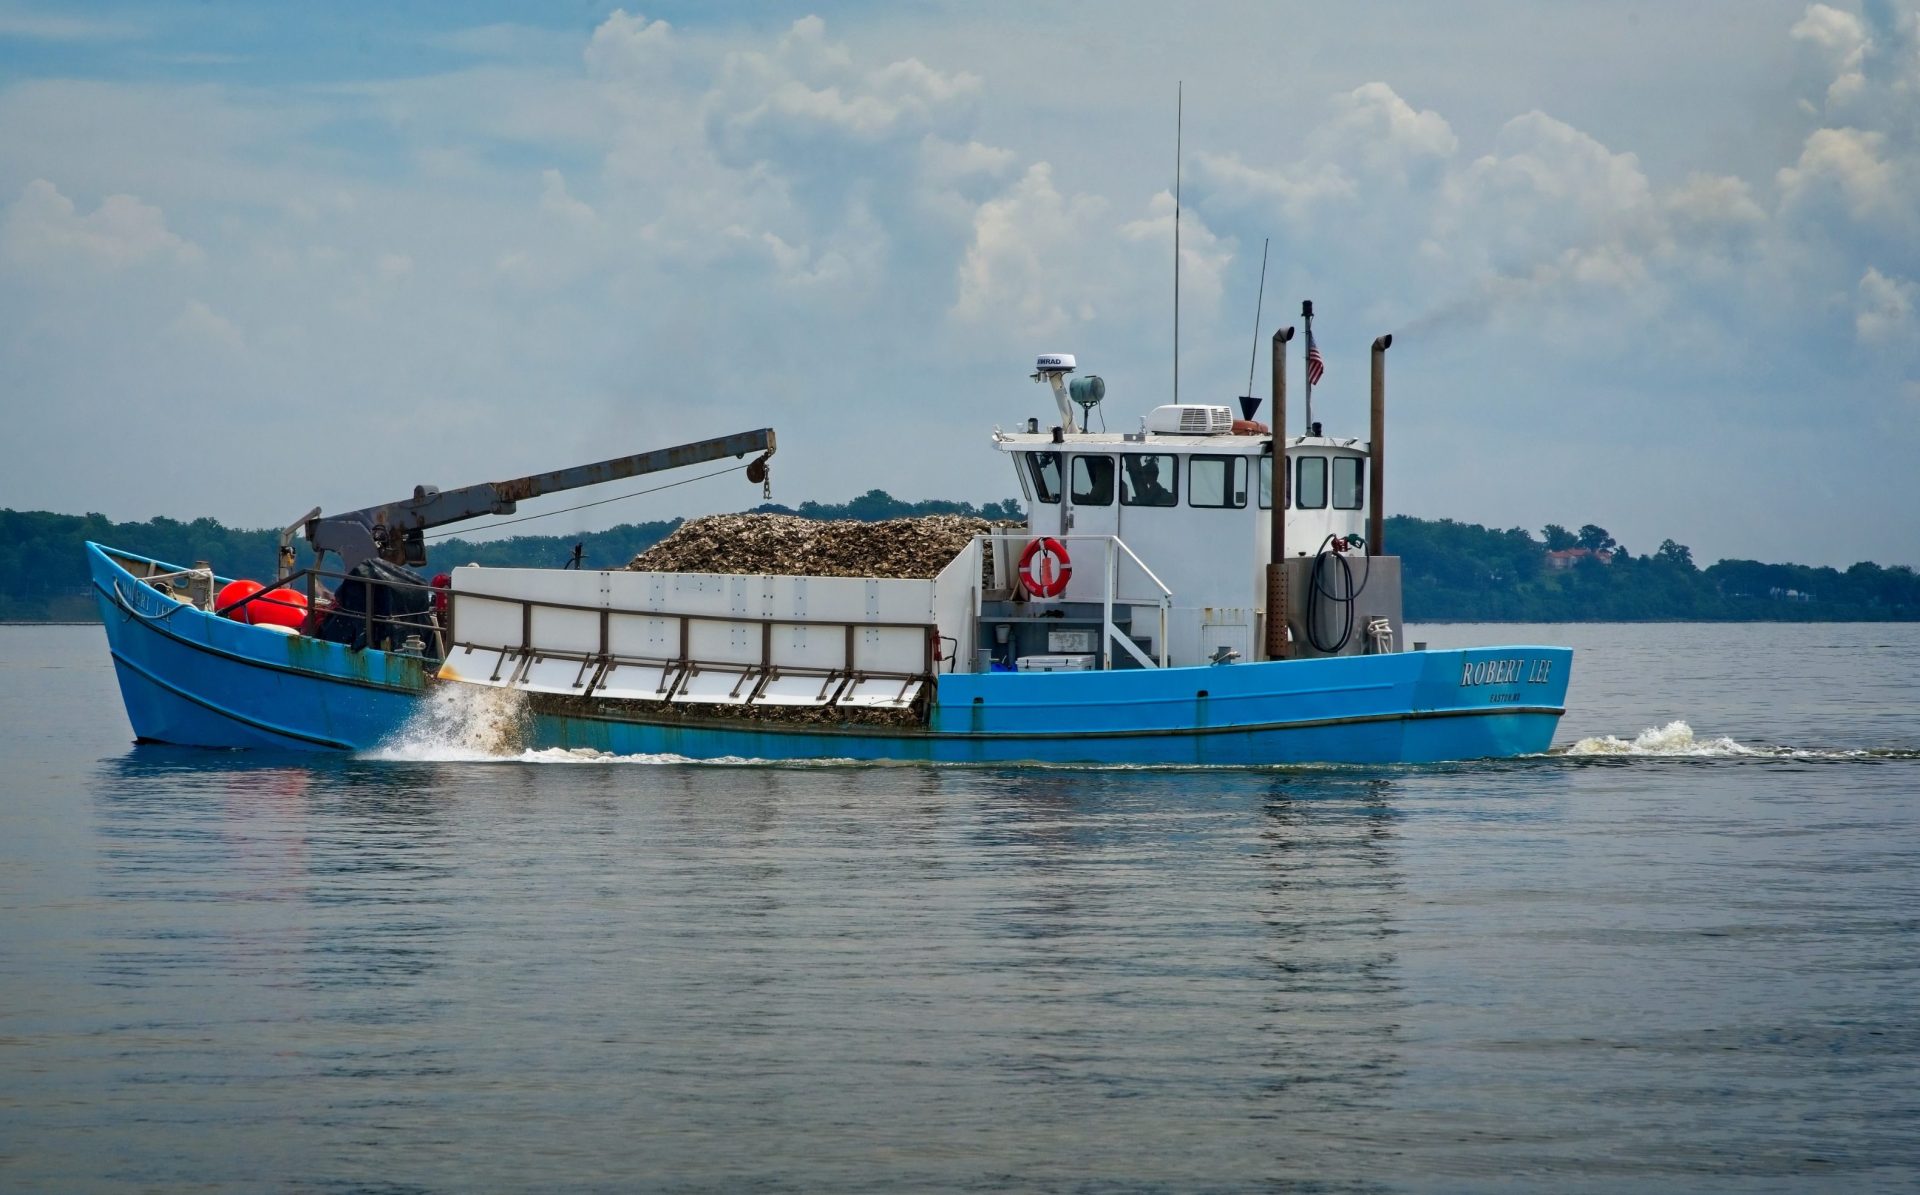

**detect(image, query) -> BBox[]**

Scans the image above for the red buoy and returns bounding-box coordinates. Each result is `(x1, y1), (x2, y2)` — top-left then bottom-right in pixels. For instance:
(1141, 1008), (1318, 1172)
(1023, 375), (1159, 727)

(250, 587), (309, 630)
(215, 579), (264, 621)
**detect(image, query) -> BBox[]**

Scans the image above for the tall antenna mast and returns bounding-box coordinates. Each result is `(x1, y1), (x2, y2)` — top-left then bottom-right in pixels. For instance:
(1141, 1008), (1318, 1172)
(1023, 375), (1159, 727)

(1244, 237), (1269, 401)
(1173, 81), (1182, 405)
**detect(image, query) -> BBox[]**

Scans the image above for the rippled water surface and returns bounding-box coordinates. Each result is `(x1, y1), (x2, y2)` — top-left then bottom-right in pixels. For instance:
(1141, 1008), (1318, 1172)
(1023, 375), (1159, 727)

(2, 622), (1917, 1192)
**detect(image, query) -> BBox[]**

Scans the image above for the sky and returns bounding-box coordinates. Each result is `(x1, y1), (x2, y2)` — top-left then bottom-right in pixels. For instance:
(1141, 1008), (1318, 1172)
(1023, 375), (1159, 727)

(1, 0), (1916, 568)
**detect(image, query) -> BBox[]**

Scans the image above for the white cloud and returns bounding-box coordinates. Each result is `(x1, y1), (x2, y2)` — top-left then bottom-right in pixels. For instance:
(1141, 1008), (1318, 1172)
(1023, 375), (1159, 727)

(1450, 112), (1655, 262)
(1119, 190), (1232, 315)
(711, 15), (978, 151)
(953, 163), (1110, 336)
(2, 178), (199, 268)
(919, 135), (1015, 184)
(0, 8), (143, 40)
(1315, 83), (1457, 185)
(1793, 0), (1870, 110)
(1777, 126), (1897, 221)
(1194, 150), (1354, 224)
(7, 4), (1920, 566)
(1856, 266), (1916, 342)
(1666, 172), (1767, 231)
(584, 9), (675, 81)
(539, 168), (596, 227)
(169, 299), (245, 354)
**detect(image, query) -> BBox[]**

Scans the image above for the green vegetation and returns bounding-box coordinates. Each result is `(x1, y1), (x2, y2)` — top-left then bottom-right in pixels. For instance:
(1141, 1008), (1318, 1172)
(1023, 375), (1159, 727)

(4, 496), (1914, 622)
(1388, 516), (1920, 621)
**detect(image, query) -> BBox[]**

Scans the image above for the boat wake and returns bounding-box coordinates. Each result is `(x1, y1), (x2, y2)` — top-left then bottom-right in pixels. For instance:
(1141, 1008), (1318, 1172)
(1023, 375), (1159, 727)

(1565, 720), (1759, 757)
(1561, 720), (1905, 761)
(362, 684), (857, 766)
(364, 693), (1908, 769)
(363, 682), (538, 762)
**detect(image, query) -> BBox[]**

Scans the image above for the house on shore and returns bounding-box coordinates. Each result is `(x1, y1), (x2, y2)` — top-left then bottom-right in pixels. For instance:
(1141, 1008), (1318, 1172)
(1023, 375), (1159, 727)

(1546, 548), (1615, 571)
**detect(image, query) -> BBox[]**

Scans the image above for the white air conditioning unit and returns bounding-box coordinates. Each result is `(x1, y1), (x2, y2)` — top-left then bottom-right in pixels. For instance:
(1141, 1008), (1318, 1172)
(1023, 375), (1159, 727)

(1145, 404), (1234, 435)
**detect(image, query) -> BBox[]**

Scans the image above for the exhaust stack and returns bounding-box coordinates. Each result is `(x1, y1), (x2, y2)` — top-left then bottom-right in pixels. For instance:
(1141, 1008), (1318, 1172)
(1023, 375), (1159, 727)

(1265, 325), (1295, 660)
(1369, 334), (1392, 555)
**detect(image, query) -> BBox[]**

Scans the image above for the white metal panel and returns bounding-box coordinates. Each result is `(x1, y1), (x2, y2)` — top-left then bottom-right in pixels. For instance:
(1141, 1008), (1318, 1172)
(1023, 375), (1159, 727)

(594, 659), (679, 701)
(932, 542), (980, 672)
(754, 672), (843, 706)
(769, 623), (848, 671)
(451, 565), (606, 608)
(1198, 608), (1252, 664)
(853, 626), (927, 676)
(838, 677), (923, 709)
(519, 653), (594, 695)
(603, 568), (942, 625)
(687, 619), (762, 667)
(608, 612), (677, 658)
(1116, 499), (1262, 610)
(671, 664), (757, 705)
(452, 595), (524, 652)
(463, 563), (949, 627)
(436, 644), (518, 686)
(531, 605), (600, 655)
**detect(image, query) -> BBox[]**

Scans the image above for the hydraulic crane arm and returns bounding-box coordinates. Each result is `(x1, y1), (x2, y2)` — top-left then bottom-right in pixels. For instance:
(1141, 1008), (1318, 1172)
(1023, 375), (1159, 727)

(287, 428), (776, 577)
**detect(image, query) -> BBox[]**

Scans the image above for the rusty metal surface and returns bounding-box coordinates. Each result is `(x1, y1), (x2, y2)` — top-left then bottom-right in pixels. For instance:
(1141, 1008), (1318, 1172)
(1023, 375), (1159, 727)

(1266, 327), (1293, 661)
(1265, 565), (1289, 661)
(1369, 336), (1390, 555)
(527, 687), (931, 731)
(305, 429), (775, 573)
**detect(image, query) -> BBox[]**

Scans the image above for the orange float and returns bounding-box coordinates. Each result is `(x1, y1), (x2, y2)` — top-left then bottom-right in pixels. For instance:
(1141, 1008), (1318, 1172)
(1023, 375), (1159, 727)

(215, 579), (264, 620)
(249, 587), (309, 630)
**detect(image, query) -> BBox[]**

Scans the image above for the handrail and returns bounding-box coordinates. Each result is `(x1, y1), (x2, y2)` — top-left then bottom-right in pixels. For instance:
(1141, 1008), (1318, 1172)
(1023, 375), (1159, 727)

(209, 564), (443, 656)
(443, 585), (939, 700)
(1110, 537), (1174, 603)
(448, 587), (935, 633)
(972, 531), (1173, 670)
(974, 530), (1173, 600)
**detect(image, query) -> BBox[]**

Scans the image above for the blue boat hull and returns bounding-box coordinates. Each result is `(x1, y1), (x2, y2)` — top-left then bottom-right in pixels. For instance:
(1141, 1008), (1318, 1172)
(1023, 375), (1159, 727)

(89, 543), (427, 751)
(89, 543), (1570, 764)
(522, 648), (1568, 765)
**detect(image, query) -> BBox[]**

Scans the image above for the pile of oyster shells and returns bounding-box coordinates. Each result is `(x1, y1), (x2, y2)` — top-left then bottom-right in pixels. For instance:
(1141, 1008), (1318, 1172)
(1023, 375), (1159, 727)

(628, 513), (995, 579)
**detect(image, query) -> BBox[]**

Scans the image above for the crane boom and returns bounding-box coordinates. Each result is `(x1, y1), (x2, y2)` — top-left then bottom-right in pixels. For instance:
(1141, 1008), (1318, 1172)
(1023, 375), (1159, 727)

(291, 428), (776, 577)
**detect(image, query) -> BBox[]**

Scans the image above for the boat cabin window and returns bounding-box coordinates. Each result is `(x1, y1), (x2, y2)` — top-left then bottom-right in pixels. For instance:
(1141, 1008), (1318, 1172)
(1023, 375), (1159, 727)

(1070, 455), (1115, 506)
(1296, 456), (1328, 510)
(1120, 453), (1178, 506)
(1258, 455), (1277, 509)
(1025, 452), (1062, 504)
(1188, 455), (1247, 509)
(1333, 456), (1365, 510)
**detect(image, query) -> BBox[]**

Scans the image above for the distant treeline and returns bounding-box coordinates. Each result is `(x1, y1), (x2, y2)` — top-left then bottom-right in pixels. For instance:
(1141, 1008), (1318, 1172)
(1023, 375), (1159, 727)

(1388, 518), (1920, 621)
(4, 497), (1915, 622)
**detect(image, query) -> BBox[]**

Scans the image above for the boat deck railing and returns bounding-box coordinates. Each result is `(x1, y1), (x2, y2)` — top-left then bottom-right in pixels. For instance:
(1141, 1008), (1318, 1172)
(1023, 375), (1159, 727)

(973, 532), (1172, 669)
(441, 586), (939, 711)
(109, 549), (448, 659)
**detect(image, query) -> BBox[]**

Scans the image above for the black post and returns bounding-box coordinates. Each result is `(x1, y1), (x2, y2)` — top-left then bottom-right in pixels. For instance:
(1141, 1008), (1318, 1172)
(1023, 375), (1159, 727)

(1302, 299), (1316, 435)
(1266, 325), (1296, 661)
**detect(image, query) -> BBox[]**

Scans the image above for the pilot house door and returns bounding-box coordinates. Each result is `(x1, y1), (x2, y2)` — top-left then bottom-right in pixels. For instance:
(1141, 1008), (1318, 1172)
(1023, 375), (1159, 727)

(1064, 453), (1120, 563)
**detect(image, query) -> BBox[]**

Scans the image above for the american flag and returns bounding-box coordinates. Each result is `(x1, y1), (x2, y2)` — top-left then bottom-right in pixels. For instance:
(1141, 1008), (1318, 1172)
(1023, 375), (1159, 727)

(1305, 330), (1325, 386)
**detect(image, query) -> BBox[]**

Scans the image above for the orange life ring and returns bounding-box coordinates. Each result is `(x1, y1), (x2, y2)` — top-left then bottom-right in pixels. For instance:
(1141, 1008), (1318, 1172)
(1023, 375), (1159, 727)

(1018, 536), (1072, 598)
